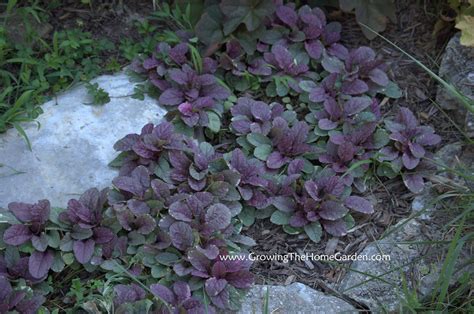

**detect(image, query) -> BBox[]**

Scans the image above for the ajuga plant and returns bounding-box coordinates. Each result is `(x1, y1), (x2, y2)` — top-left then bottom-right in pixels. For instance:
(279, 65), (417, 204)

(0, 122), (256, 312)
(0, 1), (443, 313)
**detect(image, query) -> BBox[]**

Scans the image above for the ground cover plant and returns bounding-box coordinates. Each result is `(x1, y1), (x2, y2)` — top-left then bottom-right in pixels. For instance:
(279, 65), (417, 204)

(1, 1), (464, 313)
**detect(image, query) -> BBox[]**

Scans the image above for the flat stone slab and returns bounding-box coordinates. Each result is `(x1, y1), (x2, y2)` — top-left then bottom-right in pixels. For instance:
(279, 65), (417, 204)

(0, 72), (165, 208)
(436, 33), (474, 137)
(239, 283), (356, 314)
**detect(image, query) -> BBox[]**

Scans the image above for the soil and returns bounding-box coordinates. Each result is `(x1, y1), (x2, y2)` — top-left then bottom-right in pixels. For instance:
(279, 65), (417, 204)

(29, 0), (461, 296)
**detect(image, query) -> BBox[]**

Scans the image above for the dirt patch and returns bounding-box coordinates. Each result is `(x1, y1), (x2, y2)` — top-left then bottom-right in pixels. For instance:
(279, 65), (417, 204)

(40, 0), (154, 65)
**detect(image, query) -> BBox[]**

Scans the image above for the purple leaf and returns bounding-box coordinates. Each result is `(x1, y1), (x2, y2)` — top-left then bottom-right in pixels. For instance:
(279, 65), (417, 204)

(289, 211), (308, 227)
(93, 227), (115, 244)
(8, 200), (50, 224)
(169, 222), (194, 251)
(319, 201), (348, 220)
(169, 201), (193, 222)
(322, 219), (347, 237)
(402, 152), (420, 170)
(408, 142), (425, 158)
(305, 40), (323, 59)
(226, 270), (254, 288)
(272, 45), (293, 69)
(197, 244), (220, 259)
(288, 159), (305, 175)
(28, 250), (54, 279)
(188, 250), (210, 272)
(205, 278), (227, 297)
(328, 43), (349, 60)
(114, 284), (146, 305)
(273, 196), (296, 212)
(276, 5), (298, 27)
(345, 97), (371, 115)
(73, 239), (95, 264)
(169, 69), (188, 85)
(318, 118), (338, 130)
(159, 88), (184, 106)
(210, 289), (229, 309)
(403, 174), (424, 194)
(143, 57), (159, 70)
(341, 79), (369, 95)
(31, 234), (48, 252)
(337, 142), (355, 162)
(266, 151), (288, 169)
(15, 295), (45, 314)
(321, 55), (344, 73)
(3, 224), (32, 246)
(398, 107), (418, 130)
(205, 204), (232, 231)
(351, 46), (375, 63)
(7, 202), (33, 222)
(345, 196), (374, 214)
(173, 282), (191, 302)
(150, 283), (176, 304)
(379, 147), (399, 161)
(416, 133), (441, 146)
(0, 277), (12, 301)
(304, 181), (320, 201)
(134, 215), (156, 235)
(309, 87), (326, 102)
(369, 68), (389, 86)
(248, 58), (272, 76)
(113, 134), (140, 151)
(169, 43), (189, 64)
(250, 100), (272, 121)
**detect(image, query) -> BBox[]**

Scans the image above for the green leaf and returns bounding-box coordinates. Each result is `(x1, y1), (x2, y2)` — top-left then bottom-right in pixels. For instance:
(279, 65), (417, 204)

(283, 225), (301, 235)
(49, 207), (66, 226)
(299, 80), (317, 92)
(275, 78), (289, 96)
(207, 111), (221, 132)
(12, 123), (31, 151)
(270, 211), (291, 225)
(62, 253), (75, 265)
(340, 0), (396, 40)
(220, 0), (275, 35)
(373, 128), (390, 148)
(156, 252), (180, 266)
(151, 265), (169, 278)
(304, 222), (322, 243)
(456, 15), (474, 47)
(254, 144), (272, 160)
(239, 207), (255, 227)
(195, 4), (224, 45)
(344, 214), (356, 230)
(154, 156), (172, 183)
(108, 151), (131, 168)
(51, 253), (65, 272)
(46, 230), (61, 249)
(382, 81), (403, 98)
(70, 226), (93, 240)
(246, 133), (272, 146)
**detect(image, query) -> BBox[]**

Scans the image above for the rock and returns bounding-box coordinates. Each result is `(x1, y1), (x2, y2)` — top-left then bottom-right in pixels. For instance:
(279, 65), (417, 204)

(436, 33), (474, 137)
(0, 72), (165, 208)
(337, 218), (433, 312)
(239, 283), (357, 314)
(411, 183), (437, 220)
(337, 196), (473, 312)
